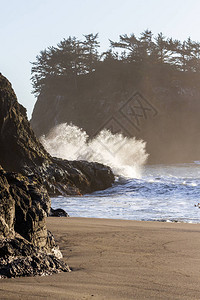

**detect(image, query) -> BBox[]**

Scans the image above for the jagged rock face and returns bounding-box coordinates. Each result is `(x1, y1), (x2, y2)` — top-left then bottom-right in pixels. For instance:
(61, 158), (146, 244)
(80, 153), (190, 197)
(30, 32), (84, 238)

(70, 160), (115, 192)
(0, 166), (15, 239)
(0, 165), (69, 278)
(0, 73), (114, 277)
(7, 172), (50, 247)
(0, 235), (70, 278)
(0, 74), (50, 173)
(0, 166), (50, 247)
(50, 158), (114, 195)
(0, 73), (114, 195)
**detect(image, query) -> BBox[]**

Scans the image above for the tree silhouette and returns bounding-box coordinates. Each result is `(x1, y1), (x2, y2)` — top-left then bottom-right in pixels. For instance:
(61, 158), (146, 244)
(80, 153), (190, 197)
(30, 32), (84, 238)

(31, 30), (200, 95)
(109, 33), (139, 62)
(82, 33), (100, 72)
(154, 33), (169, 64)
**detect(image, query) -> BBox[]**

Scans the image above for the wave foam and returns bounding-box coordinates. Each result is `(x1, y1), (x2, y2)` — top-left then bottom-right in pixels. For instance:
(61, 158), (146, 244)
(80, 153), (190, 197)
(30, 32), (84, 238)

(40, 123), (148, 178)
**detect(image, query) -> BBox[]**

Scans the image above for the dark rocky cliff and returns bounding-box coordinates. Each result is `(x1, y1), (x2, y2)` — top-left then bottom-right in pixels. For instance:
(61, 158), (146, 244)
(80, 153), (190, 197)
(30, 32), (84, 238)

(0, 74), (68, 277)
(0, 73), (114, 196)
(31, 64), (200, 164)
(0, 73), (114, 277)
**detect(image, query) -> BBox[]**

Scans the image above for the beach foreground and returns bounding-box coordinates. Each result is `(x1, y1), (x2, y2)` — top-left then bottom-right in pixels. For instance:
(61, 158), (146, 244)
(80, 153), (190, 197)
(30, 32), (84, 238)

(1, 218), (200, 299)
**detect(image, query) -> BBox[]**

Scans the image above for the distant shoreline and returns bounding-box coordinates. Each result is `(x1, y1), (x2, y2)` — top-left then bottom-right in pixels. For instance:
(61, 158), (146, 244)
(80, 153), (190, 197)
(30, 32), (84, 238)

(49, 215), (200, 224)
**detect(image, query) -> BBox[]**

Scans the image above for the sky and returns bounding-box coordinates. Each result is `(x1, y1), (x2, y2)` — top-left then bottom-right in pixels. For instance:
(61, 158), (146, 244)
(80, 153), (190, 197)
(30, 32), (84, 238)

(1, 0), (200, 119)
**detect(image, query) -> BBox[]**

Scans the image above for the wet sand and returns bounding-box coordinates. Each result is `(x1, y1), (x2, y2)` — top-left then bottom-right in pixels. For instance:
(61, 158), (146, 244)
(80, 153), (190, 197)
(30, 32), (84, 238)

(1, 217), (200, 299)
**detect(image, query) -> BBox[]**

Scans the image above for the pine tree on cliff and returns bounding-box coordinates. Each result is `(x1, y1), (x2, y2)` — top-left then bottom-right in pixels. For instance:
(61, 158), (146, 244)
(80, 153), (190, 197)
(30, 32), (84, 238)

(110, 30), (157, 64)
(154, 32), (169, 64)
(31, 34), (100, 95)
(109, 33), (139, 62)
(174, 40), (193, 72)
(185, 38), (200, 72)
(82, 33), (100, 73)
(56, 36), (85, 89)
(31, 49), (51, 95)
(56, 37), (87, 77)
(138, 29), (155, 62)
(164, 38), (181, 68)
(101, 49), (119, 62)
(193, 41), (200, 72)
(31, 30), (200, 96)
(31, 37), (82, 95)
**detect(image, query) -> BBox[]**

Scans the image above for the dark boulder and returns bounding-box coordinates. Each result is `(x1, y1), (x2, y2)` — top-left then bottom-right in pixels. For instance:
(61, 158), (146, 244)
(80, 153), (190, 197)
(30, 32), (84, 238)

(50, 208), (69, 217)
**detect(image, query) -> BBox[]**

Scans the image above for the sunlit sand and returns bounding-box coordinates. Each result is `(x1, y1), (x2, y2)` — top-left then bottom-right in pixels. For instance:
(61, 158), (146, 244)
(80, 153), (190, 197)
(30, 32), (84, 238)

(1, 217), (200, 299)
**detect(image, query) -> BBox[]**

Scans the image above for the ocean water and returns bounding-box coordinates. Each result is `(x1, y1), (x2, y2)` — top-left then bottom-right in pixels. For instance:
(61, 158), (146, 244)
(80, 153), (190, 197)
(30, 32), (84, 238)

(41, 123), (200, 223)
(51, 163), (200, 222)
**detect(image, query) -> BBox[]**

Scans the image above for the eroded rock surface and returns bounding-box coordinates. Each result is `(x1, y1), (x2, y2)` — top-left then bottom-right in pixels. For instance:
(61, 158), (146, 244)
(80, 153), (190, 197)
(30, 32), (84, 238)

(0, 235), (70, 278)
(0, 73), (114, 278)
(0, 166), (70, 278)
(0, 73), (114, 196)
(0, 166), (15, 239)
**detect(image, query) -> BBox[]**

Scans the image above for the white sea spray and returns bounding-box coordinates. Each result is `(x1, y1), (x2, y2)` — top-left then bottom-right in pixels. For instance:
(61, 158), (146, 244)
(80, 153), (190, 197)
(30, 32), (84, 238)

(40, 123), (148, 178)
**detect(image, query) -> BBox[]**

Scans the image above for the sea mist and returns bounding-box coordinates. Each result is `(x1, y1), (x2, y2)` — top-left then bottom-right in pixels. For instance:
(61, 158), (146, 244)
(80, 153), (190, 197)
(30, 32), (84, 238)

(40, 123), (148, 178)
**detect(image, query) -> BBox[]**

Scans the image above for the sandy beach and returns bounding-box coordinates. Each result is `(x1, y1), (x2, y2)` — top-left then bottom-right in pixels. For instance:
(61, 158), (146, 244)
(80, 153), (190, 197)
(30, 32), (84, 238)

(1, 217), (200, 299)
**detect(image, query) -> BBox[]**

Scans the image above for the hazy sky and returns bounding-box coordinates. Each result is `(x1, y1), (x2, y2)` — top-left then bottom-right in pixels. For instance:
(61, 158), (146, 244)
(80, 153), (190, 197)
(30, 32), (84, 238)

(1, 0), (200, 118)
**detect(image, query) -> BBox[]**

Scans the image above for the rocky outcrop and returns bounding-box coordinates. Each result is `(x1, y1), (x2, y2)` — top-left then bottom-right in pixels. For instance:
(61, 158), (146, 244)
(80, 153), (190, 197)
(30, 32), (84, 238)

(0, 73), (114, 278)
(0, 235), (70, 278)
(0, 74), (49, 173)
(50, 208), (69, 217)
(31, 66), (200, 164)
(5, 171), (49, 247)
(0, 73), (114, 196)
(0, 165), (70, 278)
